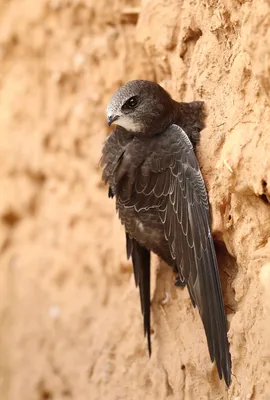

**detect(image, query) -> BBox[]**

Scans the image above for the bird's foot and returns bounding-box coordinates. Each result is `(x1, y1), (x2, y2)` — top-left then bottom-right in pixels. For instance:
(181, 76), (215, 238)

(174, 275), (186, 287)
(108, 186), (114, 198)
(172, 267), (185, 287)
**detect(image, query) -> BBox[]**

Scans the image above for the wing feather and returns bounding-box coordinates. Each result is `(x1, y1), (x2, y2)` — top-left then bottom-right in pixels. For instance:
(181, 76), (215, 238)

(126, 234), (151, 356)
(132, 125), (231, 386)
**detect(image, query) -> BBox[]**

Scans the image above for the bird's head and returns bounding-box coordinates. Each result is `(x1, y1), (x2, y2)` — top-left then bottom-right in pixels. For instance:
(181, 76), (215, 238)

(106, 80), (174, 135)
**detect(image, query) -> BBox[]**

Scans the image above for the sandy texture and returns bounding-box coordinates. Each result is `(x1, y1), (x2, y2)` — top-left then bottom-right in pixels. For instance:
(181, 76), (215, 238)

(0, 0), (269, 399)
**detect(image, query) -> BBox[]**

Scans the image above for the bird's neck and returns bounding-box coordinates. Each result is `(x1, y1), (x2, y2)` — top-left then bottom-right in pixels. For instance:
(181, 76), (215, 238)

(171, 100), (189, 124)
(171, 99), (205, 145)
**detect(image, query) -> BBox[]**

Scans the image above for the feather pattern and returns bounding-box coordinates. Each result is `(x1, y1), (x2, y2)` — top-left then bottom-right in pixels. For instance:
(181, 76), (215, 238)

(101, 124), (231, 386)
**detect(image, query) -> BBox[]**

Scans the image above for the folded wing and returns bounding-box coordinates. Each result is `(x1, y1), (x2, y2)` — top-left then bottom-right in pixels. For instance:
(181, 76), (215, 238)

(131, 125), (231, 386)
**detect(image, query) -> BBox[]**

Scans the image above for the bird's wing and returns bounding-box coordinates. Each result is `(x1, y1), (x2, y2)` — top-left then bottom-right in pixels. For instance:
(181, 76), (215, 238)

(101, 129), (152, 354)
(126, 234), (151, 355)
(131, 124), (231, 386)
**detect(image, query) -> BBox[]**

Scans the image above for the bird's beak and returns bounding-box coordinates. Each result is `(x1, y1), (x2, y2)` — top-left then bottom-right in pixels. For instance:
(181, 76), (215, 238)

(107, 114), (119, 126)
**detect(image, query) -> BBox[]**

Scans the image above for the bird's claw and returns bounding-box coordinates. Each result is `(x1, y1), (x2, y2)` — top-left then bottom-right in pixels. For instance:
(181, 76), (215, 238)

(175, 275), (186, 287)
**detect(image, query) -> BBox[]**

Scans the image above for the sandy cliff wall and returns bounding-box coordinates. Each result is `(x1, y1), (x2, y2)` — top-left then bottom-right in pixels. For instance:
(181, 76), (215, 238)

(0, 0), (269, 399)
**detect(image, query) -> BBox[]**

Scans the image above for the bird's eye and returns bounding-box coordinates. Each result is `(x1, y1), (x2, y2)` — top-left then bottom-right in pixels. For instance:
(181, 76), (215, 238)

(124, 96), (138, 109)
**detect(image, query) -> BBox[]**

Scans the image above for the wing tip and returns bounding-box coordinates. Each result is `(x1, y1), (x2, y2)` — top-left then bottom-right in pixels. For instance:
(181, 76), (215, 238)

(147, 332), (152, 357)
(223, 353), (232, 387)
(224, 372), (232, 387)
(129, 238), (152, 359)
(215, 347), (232, 387)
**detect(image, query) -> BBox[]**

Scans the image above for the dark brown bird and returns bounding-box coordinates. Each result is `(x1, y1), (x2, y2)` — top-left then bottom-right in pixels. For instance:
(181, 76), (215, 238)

(100, 80), (231, 386)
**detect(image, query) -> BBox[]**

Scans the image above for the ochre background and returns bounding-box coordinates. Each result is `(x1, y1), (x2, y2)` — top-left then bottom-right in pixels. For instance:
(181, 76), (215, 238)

(0, 0), (270, 399)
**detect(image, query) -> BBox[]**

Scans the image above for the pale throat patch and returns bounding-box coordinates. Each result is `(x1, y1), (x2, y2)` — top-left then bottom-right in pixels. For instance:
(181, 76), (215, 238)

(115, 115), (142, 132)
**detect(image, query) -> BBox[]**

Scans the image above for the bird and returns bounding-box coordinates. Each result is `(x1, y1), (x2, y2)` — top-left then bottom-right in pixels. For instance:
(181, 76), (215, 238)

(100, 80), (231, 387)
